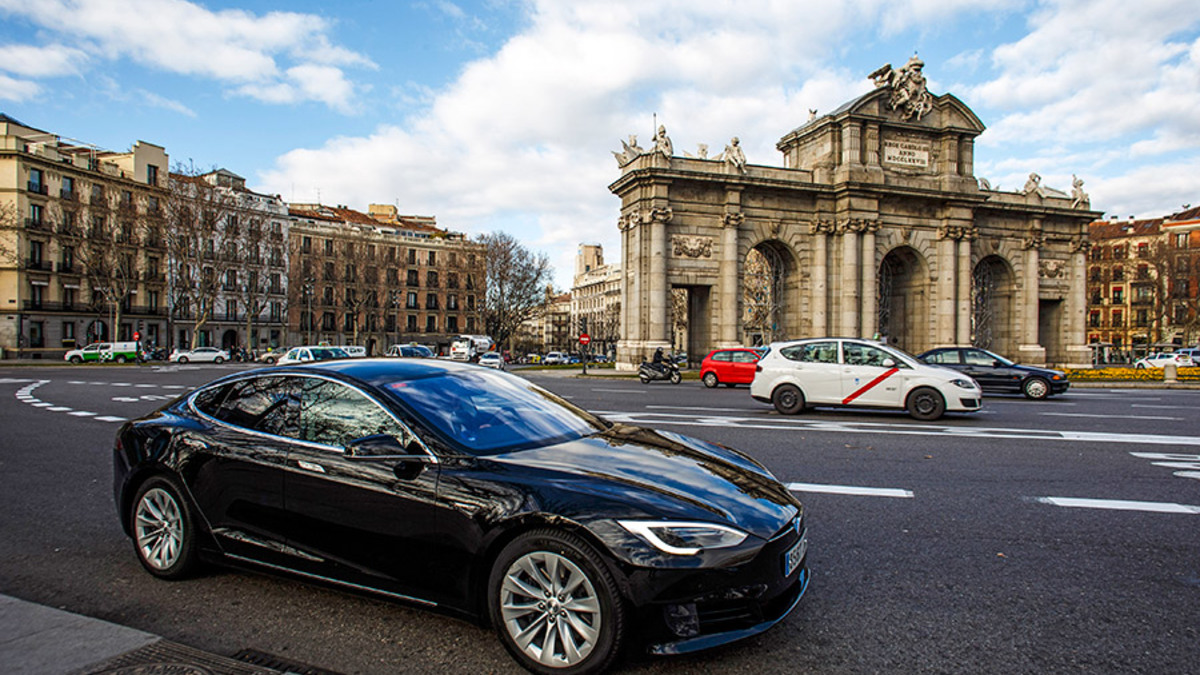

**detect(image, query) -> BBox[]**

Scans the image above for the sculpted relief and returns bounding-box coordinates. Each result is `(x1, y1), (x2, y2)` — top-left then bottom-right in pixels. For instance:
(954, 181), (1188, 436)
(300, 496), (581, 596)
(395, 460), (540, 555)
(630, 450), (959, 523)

(869, 54), (933, 121)
(672, 235), (713, 259)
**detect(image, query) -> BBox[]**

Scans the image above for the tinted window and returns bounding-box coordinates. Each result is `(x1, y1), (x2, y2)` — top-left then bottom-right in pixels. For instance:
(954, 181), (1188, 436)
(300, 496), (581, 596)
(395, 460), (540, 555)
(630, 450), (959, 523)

(780, 341), (838, 363)
(299, 378), (411, 448)
(200, 376), (298, 437)
(386, 369), (605, 455)
(923, 350), (961, 365)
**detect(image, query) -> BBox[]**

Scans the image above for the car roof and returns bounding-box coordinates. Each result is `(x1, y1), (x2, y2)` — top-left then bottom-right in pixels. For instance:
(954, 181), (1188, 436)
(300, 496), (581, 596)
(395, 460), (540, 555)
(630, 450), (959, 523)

(271, 357), (481, 388)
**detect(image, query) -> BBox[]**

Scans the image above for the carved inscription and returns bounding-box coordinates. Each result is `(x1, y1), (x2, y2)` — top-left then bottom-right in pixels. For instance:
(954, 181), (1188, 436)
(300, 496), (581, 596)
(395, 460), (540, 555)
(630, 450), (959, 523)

(882, 140), (929, 168)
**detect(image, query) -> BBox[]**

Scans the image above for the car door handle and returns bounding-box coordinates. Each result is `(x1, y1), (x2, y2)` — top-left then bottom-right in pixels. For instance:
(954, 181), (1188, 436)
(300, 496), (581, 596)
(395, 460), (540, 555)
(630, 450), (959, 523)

(296, 460), (326, 474)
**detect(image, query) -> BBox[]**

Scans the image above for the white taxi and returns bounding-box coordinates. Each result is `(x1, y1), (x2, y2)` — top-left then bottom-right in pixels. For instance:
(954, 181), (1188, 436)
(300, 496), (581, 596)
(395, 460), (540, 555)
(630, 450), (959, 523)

(750, 338), (982, 420)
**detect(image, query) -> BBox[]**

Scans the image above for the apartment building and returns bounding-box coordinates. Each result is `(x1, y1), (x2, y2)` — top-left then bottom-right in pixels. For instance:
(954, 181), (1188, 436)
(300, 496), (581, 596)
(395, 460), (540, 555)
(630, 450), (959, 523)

(570, 243), (621, 358)
(0, 114), (168, 357)
(1087, 205), (1200, 360)
(168, 169), (290, 351)
(287, 203), (486, 354)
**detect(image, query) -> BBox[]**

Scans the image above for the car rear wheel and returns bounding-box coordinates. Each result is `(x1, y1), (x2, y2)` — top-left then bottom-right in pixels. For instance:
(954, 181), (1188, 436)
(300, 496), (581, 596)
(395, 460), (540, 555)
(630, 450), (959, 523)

(1022, 377), (1050, 400)
(489, 529), (625, 675)
(1135, 363), (1146, 369)
(772, 384), (805, 415)
(116, 355), (128, 363)
(131, 476), (199, 580)
(214, 357), (224, 364)
(178, 356), (189, 364)
(702, 372), (718, 388)
(906, 387), (945, 421)
(69, 355), (81, 364)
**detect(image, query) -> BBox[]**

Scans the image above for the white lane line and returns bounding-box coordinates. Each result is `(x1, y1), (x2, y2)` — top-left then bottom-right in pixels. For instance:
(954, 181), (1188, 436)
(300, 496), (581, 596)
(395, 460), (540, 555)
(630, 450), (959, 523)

(46, 406), (71, 412)
(787, 483), (914, 498)
(1038, 497), (1200, 515)
(95, 416), (127, 422)
(68, 411), (97, 417)
(1131, 404), (1194, 410)
(592, 388), (647, 394)
(1040, 412), (1181, 421)
(648, 405), (755, 413)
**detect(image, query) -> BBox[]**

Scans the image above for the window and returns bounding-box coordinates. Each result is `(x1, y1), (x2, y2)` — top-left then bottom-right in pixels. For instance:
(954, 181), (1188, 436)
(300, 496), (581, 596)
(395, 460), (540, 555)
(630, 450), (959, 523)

(427, 251), (437, 265)
(426, 293), (439, 309)
(427, 270), (439, 287)
(426, 315), (437, 333)
(61, 175), (75, 199)
(344, 312), (356, 332)
(299, 379), (411, 448)
(324, 239), (334, 255)
(407, 269), (420, 286)
(29, 203), (43, 227)
(407, 314), (418, 331)
(447, 316), (458, 332)
(28, 168), (45, 193)
(1089, 312), (1100, 328)
(712, 351), (733, 362)
(301, 236), (313, 253)
(198, 376), (298, 437)
(1112, 267), (1124, 281)
(407, 248), (417, 264)
(387, 268), (399, 284)
(148, 290), (159, 311)
(225, 299), (238, 320)
(1176, 233), (1189, 248)
(147, 164), (159, 186)
(780, 341), (838, 363)
(1137, 242), (1149, 258)
(407, 292), (418, 309)
(324, 262), (335, 281)
(1112, 287), (1124, 304)
(842, 342), (892, 367)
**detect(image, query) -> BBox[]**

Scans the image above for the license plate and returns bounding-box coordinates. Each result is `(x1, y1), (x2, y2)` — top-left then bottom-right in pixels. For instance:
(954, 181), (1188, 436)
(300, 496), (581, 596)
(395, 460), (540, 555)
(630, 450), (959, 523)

(783, 535), (807, 578)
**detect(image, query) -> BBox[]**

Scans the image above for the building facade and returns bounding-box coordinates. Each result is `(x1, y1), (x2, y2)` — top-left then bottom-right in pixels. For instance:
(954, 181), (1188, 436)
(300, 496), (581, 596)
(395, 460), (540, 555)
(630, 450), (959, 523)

(1087, 206), (1200, 360)
(570, 244), (622, 358)
(609, 58), (1101, 369)
(287, 203), (486, 355)
(1, 114), (169, 358)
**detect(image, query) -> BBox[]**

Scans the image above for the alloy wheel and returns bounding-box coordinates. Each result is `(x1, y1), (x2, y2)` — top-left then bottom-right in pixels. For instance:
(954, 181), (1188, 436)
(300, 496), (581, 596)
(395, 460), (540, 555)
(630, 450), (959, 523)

(135, 487), (183, 571)
(499, 550), (602, 668)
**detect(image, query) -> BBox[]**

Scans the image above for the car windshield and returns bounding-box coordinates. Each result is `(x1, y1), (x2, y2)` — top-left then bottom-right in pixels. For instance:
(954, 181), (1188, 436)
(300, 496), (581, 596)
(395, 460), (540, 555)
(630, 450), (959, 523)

(981, 349), (1015, 366)
(386, 369), (608, 455)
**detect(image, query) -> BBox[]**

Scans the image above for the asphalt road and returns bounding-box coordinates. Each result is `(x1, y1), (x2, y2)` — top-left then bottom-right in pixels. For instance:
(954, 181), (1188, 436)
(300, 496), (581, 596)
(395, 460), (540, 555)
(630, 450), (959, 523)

(1, 363), (1198, 674)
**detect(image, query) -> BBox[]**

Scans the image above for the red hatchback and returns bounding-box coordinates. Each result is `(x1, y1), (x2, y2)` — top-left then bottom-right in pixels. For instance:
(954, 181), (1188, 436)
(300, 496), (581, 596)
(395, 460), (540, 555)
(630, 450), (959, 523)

(701, 347), (766, 388)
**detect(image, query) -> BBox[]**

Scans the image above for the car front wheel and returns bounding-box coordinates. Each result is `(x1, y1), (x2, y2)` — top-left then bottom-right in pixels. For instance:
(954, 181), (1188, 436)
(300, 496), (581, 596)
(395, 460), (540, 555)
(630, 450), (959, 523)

(772, 383), (805, 415)
(69, 355), (81, 364)
(489, 529), (626, 675)
(907, 387), (945, 421)
(702, 372), (718, 388)
(1022, 377), (1050, 400)
(214, 357), (224, 364)
(131, 476), (199, 580)
(177, 356), (189, 364)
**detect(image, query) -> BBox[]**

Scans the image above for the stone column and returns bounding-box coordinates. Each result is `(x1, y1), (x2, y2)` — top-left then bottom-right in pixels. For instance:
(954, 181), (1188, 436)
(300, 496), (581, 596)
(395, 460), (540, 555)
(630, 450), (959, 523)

(1017, 219), (1047, 365)
(841, 221), (860, 337)
(956, 231), (974, 345)
(720, 210), (744, 346)
(648, 207), (672, 345)
(935, 226), (959, 347)
(1065, 238), (1092, 367)
(860, 222), (879, 339)
(810, 220), (831, 336)
(841, 123), (862, 167)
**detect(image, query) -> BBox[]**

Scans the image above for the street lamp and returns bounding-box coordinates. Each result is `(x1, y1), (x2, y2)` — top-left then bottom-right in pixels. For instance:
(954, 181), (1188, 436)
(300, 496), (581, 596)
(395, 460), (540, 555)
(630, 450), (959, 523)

(302, 277), (314, 344)
(388, 289), (402, 345)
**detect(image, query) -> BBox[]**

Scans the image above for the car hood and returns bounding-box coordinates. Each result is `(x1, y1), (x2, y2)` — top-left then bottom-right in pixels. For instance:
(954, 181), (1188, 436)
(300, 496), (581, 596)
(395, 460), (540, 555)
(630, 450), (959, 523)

(490, 424), (800, 538)
(1010, 363), (1066, 377)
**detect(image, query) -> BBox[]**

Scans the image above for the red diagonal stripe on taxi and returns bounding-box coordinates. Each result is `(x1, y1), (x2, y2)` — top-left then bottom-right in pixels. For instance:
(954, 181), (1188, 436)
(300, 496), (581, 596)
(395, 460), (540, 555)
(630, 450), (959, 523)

(842, 367), (900, 405)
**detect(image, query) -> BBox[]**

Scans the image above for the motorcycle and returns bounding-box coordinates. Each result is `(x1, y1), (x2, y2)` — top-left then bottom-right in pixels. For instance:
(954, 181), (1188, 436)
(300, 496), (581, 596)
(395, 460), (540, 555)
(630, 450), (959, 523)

(639, 359), (682, 384)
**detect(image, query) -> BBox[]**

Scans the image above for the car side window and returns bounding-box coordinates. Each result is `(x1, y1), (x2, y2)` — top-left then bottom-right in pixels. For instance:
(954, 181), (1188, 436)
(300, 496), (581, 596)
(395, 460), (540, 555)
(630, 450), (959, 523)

(924, 350), (960, 365)
(780, 341), (838, 363)
(712, 351), (732, 362)
(844, 343), (890, 367)
(208, 376), (299, 438)
(962, 350), (993, 366)
(298, 378), (413, 448)
(733, 351), (757, 363)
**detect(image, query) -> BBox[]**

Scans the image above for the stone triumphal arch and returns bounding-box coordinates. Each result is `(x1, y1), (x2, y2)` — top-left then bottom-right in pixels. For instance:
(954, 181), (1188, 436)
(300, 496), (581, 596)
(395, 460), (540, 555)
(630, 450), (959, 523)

(610, 57), (1100, 370)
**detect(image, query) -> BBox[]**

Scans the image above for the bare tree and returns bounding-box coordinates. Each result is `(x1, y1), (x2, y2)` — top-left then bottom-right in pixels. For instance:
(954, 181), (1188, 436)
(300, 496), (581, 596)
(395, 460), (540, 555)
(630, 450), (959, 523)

(0, 202), (18, 265)
(336, 229), (381, 346)
(69, 191), (144, 341)
(479, 231), (552, 350)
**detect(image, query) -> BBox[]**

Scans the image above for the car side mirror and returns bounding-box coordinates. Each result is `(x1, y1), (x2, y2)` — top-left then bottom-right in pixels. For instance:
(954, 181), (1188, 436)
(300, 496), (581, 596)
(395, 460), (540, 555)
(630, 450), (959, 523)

(345, 434), (425, 459)
(881, 358), (896, 368)
(993, 360), (1003, 368)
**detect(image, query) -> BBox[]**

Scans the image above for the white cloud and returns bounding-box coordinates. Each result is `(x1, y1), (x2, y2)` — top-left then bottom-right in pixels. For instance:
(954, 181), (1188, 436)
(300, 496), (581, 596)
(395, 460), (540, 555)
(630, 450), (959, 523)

(139, 89), (196, 117)
(0, 0), (373, 110)
(0, 73), (41, 101)
(0, 44), (89, 77)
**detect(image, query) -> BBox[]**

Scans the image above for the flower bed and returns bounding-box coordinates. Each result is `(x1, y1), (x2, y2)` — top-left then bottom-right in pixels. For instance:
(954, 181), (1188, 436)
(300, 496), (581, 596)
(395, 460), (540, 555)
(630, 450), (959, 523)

(1065, 366), (1200, 381)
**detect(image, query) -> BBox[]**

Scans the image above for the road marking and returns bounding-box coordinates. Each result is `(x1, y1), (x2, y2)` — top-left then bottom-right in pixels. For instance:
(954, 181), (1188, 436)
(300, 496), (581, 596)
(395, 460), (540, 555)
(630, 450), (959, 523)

(648, 405), (756, 413)
(1040, 412), (1181, 421)
(788, 483), (913, 498)
(592, 388), (647, 394)
(95, 415), (127, 422)
(598, 410), (1200, 447)
(1131, 404), (1194, 410)
(68, 411), (96, 417)
(1037, 497), (1200, 515)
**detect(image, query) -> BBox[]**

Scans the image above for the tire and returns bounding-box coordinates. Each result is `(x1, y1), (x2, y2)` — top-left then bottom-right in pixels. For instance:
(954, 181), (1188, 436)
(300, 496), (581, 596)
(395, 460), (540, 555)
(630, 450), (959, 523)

(639, 372), (650, 384)
(772, 383), (805, 415)
(1135, 363), (1145, 369)
(1022, 377), (1050, 400)
(906, 387), (946, 421)
(69, 355), (81, 364)
(669, 370), (682, 385)
(178, 356), (189, 364)
(130, 476), (200, 580)
(116, 355), (128, 364)
(489, 529), (626, 675)
(702, 372), (719, 388)
(214, 357), (224, 364)
(264, 356), (277, 365)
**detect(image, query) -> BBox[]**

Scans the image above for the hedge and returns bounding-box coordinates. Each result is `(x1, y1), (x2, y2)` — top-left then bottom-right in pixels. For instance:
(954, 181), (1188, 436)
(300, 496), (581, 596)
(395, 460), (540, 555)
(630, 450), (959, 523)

(1064, 366), (1200, 382)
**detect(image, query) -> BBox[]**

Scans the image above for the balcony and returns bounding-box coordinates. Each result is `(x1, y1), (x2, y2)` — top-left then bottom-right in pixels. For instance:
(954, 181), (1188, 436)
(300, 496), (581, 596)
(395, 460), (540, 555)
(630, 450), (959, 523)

(56, 262), (78, 274)
(25, 259), (53, 272)
(24, 218), (47, 231)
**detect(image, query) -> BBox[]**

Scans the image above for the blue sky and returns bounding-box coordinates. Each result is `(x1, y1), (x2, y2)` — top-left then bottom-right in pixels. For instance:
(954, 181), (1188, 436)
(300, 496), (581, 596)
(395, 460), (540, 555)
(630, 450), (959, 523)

(2, 0), (1198, 289)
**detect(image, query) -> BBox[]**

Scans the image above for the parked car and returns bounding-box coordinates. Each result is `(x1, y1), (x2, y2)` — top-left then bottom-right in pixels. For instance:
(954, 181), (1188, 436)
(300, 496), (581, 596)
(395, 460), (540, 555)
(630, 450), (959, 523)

(1134, 352), (1194, 369)
(1176, 347), (1200, 364)
(338, 345), (368, 358)
(477, 351), (505, 370)
(99, 341), (141, 363)
(168, 347), (230, 364)
(543, 351), (567, 365)
(113, 359), (809, 673)
(275, 345), (349, 366)
(750, 337), (982, 420)
(387, 344), (435, 358)
(700, 348), (764, 388)
(918, 347), (1069, 399)
(256, 349), (289, 365)
(64, 342), (111, 364)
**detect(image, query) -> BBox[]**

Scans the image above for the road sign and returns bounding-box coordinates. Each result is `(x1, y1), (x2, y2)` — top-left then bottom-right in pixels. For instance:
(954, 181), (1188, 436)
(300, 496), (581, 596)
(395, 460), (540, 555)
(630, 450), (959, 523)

(579, 333), (591, 346)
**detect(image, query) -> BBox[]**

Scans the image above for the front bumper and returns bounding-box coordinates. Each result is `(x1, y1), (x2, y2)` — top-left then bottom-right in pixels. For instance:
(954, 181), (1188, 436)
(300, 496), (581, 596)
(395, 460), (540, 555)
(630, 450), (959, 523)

(626, 518), (810, 655)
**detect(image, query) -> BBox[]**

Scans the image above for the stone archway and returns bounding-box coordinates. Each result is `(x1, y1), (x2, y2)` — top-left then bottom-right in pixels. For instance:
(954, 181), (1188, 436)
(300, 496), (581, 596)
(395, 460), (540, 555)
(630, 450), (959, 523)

(972, 255), (1017, 357)
(742, 240), (798, 345)
(877, 246), (930, 353)
(221, 329), (238, 350)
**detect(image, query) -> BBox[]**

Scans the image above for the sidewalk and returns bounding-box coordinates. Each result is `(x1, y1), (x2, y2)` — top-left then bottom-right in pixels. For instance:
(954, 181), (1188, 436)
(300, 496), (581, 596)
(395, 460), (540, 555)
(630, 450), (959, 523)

(0, 594), (331, 674)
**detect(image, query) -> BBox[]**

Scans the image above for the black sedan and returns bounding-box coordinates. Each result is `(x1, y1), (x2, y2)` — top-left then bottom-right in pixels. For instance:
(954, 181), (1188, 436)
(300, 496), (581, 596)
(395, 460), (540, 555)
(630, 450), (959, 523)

(918, 347), (1069, 399)
(113, 359), (808, 674)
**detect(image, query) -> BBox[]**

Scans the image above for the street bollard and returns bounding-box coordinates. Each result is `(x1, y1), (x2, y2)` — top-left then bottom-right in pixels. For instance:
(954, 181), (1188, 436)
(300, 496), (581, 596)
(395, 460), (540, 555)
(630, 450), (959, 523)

(1164, 363), (1177, 382)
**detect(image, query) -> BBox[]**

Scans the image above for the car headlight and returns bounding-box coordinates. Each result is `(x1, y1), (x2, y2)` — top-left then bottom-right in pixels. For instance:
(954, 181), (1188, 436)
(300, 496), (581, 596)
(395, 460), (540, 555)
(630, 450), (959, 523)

(949, 378), (976, 389)
(617, 520), (748, 555)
